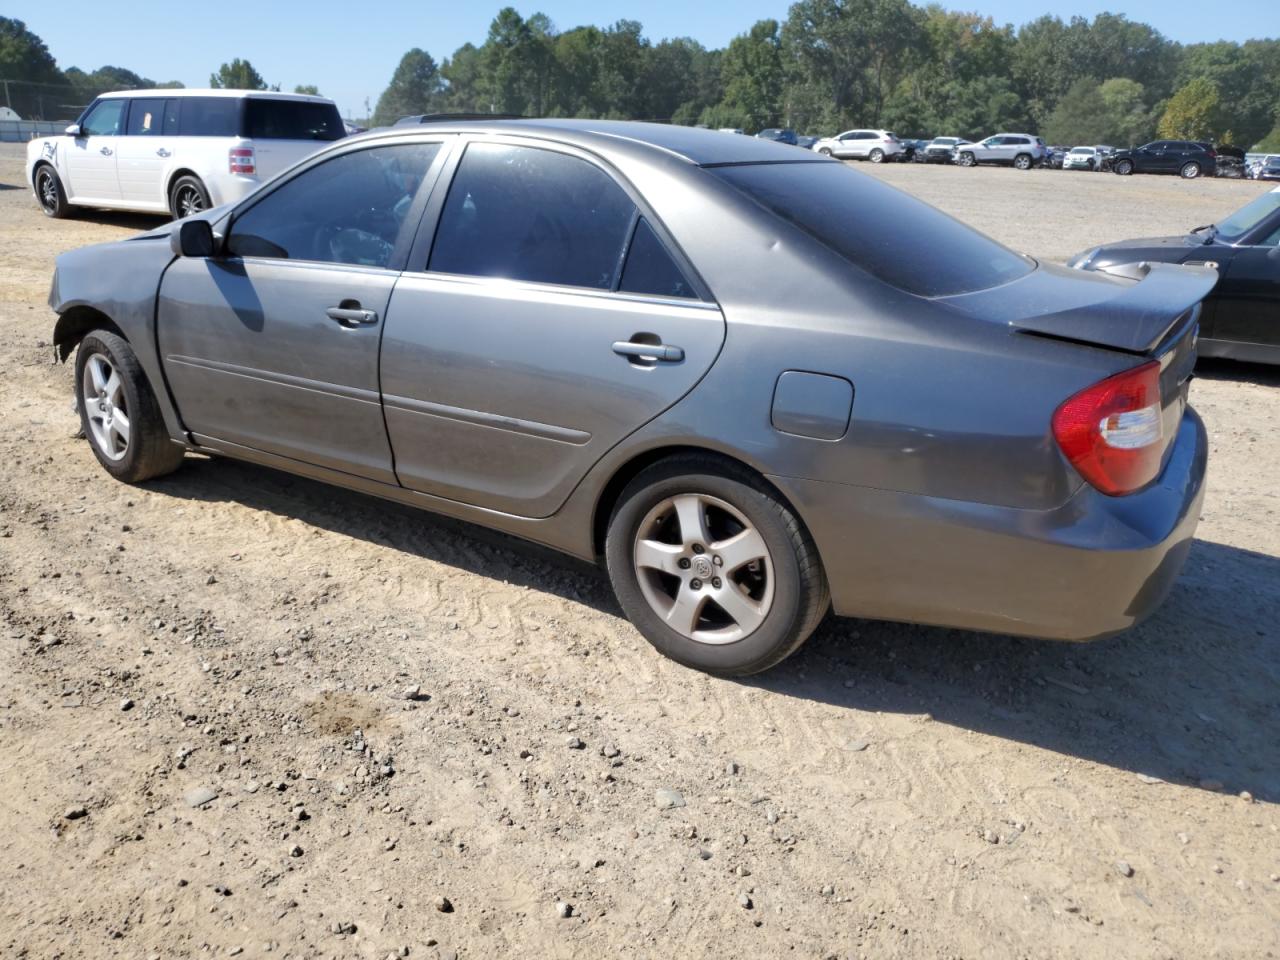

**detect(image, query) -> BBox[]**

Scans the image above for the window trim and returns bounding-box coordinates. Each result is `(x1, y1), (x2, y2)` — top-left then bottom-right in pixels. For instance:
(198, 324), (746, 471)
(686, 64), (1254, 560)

(221, 135), (454, 274)
(403, 132), (715, 305)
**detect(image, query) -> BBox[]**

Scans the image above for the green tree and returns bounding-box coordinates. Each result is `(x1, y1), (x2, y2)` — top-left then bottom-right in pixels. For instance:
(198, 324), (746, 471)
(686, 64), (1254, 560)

(372, 48), (441, 124)
(720, 20), (783, 131)
(293, 84), (321, 96)
(439, 43), (485, 112)
(1255, 125), (1280, 152)
(210, 58), (267, 90)
(1158, 77), (1225, 142)
(0, 16), (60, 84)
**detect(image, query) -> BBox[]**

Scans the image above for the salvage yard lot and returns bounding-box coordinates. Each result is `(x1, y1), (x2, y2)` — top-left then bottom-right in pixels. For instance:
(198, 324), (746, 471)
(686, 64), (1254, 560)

(0, 142), (1277, 959)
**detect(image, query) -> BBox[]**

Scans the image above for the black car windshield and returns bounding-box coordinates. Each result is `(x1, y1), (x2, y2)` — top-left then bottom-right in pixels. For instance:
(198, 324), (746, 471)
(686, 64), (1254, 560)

(1213, 189), (1280, 242)
(711, 161), (1034, 297)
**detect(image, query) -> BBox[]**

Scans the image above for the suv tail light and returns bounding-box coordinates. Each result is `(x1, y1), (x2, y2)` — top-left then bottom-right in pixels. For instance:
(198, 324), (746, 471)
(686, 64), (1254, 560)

(1052, 361), (1163, 496)
(229, 147), (256, 175)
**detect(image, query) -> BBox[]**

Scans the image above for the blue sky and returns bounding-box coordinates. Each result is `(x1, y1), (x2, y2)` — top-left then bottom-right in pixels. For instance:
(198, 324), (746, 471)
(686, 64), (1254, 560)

(17, 0), (1279, 118)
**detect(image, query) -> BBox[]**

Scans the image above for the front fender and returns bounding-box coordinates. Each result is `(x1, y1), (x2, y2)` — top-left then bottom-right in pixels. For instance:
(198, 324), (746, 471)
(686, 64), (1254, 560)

(50, 235), (188, 442)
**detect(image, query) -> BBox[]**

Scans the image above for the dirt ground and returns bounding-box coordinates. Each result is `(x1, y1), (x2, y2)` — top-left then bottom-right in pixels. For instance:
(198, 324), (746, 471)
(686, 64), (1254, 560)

(1, 144), (1277, 960)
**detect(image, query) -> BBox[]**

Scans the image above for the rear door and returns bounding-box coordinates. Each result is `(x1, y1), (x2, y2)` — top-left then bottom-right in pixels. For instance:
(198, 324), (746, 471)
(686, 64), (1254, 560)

(116, 97), (179, 208)
(157, 139), (447, 482)
(380, 137), (725, 518)
(64, 98), (124, 202)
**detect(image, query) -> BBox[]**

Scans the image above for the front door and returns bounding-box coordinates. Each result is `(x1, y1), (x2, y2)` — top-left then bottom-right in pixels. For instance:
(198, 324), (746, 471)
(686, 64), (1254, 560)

(157, 140), (446, 482)
(1213, 238), (1280, 350)
(380, 139), (726, 519)
(65, 98), (125, 202)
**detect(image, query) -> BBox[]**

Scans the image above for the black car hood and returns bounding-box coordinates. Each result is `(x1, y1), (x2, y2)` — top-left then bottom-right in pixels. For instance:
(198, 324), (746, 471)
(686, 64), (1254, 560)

(1089, 234), (1205, 265)
(941, 259), (1218, 354)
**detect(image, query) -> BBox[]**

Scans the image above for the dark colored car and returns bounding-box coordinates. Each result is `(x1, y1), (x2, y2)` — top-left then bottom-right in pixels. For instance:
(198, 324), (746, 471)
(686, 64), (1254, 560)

(795, 134), (819, 150)
(1111, 141), (1218, 179)
(1071, 186), (1280, 364)
(755, 128), (798, 146)
(50, 119), (1212, 676)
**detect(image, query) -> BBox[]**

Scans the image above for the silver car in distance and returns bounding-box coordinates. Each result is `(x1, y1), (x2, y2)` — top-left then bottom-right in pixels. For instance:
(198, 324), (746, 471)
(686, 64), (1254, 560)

(49, 120), (1214, 675)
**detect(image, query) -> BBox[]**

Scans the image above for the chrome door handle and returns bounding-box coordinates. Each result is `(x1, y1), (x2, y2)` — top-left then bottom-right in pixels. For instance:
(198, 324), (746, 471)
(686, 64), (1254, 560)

(326, 305), (378, 326)
(99, 146), (113, 156)
(156, 148), (171, 158)
(612, 340), (684, 362)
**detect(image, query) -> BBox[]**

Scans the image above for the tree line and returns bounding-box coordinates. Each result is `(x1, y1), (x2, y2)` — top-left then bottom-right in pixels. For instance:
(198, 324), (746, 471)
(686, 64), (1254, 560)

(4, 8), (1278, 150)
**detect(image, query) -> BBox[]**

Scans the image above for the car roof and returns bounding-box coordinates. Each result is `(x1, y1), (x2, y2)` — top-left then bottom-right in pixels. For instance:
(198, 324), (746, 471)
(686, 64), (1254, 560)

(97, 88), (333, 104)
(348, 118), (819, 167)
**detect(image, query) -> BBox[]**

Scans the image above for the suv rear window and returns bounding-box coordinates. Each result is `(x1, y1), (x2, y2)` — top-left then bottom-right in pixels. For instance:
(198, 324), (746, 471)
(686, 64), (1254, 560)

(711, 162), (1034, 297)
(243, 99), (344, 141)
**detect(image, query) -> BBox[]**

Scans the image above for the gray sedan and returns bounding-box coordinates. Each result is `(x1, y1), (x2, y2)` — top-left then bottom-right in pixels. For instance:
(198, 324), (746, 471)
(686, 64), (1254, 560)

(48, 120), (1213, 675)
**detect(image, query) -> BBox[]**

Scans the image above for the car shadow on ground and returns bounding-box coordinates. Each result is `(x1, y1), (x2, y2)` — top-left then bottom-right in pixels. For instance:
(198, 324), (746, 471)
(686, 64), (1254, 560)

(1195, 357), (1280, 387)
(152, 454), (1279, 801)
(65, 209), (168, 230)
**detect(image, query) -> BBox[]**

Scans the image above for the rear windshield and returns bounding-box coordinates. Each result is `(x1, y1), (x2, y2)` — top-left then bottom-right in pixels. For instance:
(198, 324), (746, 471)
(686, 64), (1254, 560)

(711, 162), (1034, 297)
(1214, 189), (1280, 242)
(243, 99), (344, 141)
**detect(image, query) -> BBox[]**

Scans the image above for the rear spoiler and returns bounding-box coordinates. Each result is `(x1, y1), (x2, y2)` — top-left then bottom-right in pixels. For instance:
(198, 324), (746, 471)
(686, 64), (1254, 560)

(1012, 261), (1218, 354)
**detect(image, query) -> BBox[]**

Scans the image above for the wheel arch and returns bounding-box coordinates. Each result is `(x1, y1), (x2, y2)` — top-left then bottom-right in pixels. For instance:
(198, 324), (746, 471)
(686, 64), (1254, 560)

(590, 444), (807, 559)
(165, 167), (203, 199)
(52, 305), (127, 363)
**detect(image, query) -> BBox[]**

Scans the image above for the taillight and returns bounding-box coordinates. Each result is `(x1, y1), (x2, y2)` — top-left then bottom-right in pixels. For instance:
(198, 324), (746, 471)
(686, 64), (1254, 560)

(229, 147), (256, 175)
(1052, 361), (1163, 496)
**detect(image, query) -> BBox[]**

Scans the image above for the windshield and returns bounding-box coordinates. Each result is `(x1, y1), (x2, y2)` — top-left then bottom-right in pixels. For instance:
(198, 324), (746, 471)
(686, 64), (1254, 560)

(711, 162), (1034, 297)
(1213, 190), (1280, 242)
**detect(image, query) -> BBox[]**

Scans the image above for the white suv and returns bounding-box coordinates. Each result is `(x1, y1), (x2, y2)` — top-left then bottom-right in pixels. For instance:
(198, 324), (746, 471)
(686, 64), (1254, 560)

(954, 133), (1048, 170)
(812, 129), (904, 163)
(27, 89), (346, 220)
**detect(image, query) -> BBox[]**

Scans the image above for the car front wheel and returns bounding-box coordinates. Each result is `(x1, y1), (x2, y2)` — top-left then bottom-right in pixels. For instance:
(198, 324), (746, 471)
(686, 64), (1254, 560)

(75, 330), (186, 483)
(605, 456), (829, 676)
(35, 164), (72, 218)
(1180, 162), (1201, 179)
(818, 147), (833, 156)
(957, 151), (976, 167)
(1114, 159), (1133, 175)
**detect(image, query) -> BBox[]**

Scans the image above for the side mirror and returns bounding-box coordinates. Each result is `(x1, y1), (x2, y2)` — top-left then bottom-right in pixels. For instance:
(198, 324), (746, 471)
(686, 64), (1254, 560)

(170, 219), (216, 258)
(64, 123), (83, 137)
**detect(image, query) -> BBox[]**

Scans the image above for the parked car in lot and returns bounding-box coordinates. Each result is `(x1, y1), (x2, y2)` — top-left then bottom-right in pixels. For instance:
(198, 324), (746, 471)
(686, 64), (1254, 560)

(27, 89), (345, 220)
(1071, 185), (1280, 365)
(1063, 146), (1100, 171)
(1257, 157), (1280, 182)
(1110, 140), (1217, 179)
(811, 129), (904, 162)
(756, 128), (798, 146)
(48, 119), (1213, 675)
(954, 133), (1048, 169)
(718, 127), (745, 135)
(922, 136), (969, 163)
(795, 134), (819, 150)
(893, 138), (927, 162)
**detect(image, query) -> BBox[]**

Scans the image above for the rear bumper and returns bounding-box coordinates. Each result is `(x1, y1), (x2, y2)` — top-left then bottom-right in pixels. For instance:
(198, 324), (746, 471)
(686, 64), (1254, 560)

(770, 408), (1208, 641)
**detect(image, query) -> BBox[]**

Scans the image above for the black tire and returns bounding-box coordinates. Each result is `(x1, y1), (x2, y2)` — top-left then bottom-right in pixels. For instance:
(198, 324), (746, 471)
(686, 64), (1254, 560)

(75, 330), (185, 483)
(1013, 153), (1032, 170)
(605, 455), (829, 676)
(1180, 161), (1201, 180)
(958, 151), (976, 167)
(1114, 159), (1133, 175)
(169, 175), (211, 220)
(34, 163), (72, 218)
(869, 148), (885, 163)
(818, 146), (834, 157)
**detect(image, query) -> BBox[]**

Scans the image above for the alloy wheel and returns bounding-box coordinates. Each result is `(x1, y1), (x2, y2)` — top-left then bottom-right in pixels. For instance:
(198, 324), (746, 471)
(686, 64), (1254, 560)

(82, 353), (130, 461)
(632, 493), (774, 644)
(1181, 162), (1200, 179)
(176, 186), (205, 218)
(37, 169), (58, 213)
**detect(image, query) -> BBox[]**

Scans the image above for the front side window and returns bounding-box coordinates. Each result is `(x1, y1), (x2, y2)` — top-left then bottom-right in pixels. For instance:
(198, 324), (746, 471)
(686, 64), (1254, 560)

(429, 142), (636, 290)
(178, 98), (239, 137)
(81, 99), (125, 137)
(227, 143), (441, 267)
(712, 161), (1034, 297)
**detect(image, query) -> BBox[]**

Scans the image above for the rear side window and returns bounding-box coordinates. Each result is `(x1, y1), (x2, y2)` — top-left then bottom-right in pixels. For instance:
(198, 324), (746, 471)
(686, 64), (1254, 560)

(227, 143), (441, 267)
(619, 219), (695, 299)
(712, 162), (1034, 297)
(429, 142), (636, 290)
(178, 98), (239, 137)
(126, 98), (177, 136)
(243, 99), (344, 141)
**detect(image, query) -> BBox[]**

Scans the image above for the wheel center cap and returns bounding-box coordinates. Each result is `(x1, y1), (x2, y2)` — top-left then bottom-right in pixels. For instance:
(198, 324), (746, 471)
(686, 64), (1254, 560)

(692, 556), (713, 580)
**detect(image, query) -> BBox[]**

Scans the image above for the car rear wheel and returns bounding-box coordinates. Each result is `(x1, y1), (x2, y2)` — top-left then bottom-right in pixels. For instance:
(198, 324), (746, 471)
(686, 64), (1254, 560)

(1013, 153), (1032, 170)
(75, 331), (186, 483)
(169, 175), (211, 220)
(1180, 162), (1201, 179)
(957, 151), (976, 167)
(869, 148), (885, 163)
(35, 164), (72, 218)
(1114, 159), (1133, 175)
(605, 456), (829, 676)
